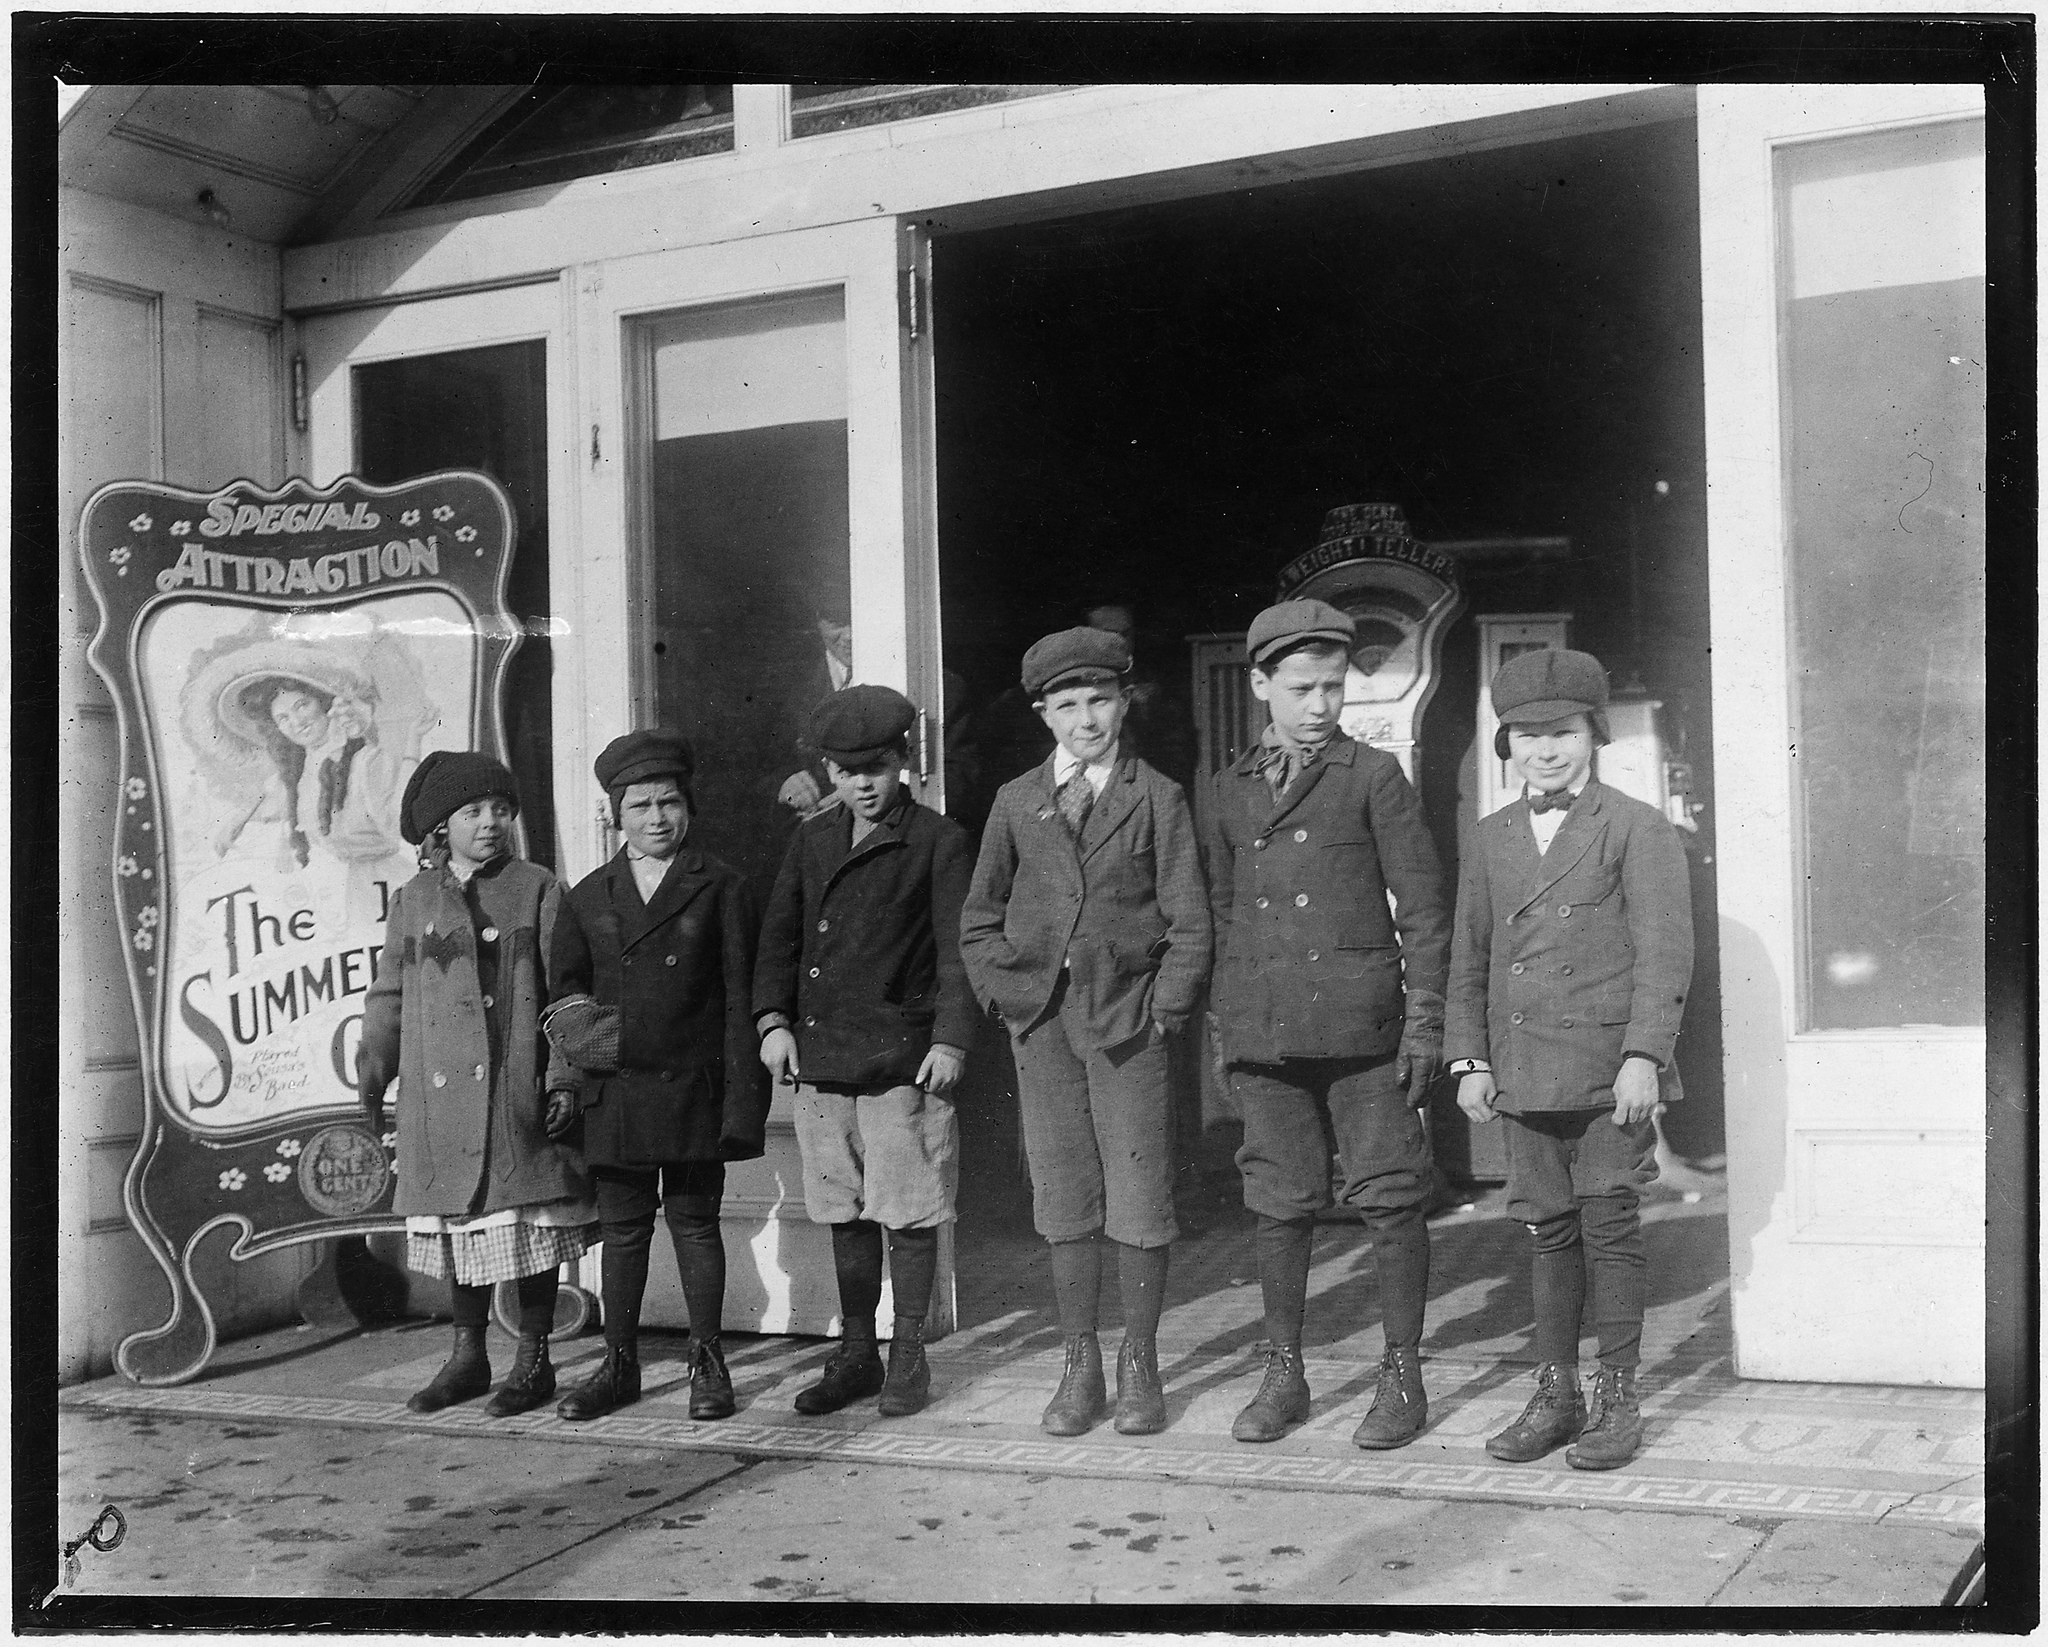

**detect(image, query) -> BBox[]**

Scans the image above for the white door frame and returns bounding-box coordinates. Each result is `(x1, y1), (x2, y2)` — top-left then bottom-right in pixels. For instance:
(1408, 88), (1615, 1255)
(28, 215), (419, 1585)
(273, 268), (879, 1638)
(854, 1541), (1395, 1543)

(1697, 84), (1987, 1387)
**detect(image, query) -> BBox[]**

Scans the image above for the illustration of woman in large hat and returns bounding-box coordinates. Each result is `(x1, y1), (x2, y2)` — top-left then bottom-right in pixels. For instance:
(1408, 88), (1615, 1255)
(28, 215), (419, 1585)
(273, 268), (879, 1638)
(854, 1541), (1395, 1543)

(180, 623), (438, 933)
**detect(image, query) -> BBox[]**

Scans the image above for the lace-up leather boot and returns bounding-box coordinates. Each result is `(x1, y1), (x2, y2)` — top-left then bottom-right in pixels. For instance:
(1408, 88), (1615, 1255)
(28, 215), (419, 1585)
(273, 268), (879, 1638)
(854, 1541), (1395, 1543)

(1040, 1332), (1106, 1436)
(878, 1316), (932, 1418)
(1352, 1343), (1428, 1450)
(1231, 1343), (1310, 1442)
(556, 1341), (641, 1421)
(794, 1335), (885, 1415)
(485, 1333), (554, 1417)
(1485, 1361), (1585, 1462)
(687, 1334), (736, 1421)
(1113, 1337), (1166, 1435)
(1566, 1365), (1642, 1471)
(408, 1325), (491, 1414)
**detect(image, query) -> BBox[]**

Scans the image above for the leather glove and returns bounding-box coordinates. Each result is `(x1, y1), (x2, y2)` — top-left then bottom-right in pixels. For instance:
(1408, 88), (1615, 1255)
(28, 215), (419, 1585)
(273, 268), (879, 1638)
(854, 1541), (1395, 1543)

(541, 993), (621, 1075)
(1394, 988), (1445, 1107)
(360, 1078), (386, 1140)
(544, 1087), (580, 1138)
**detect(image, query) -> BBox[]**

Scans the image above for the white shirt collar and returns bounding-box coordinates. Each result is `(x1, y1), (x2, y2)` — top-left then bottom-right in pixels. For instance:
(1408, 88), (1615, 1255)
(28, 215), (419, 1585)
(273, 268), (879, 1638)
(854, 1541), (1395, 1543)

(1053, 743), (1119, 793)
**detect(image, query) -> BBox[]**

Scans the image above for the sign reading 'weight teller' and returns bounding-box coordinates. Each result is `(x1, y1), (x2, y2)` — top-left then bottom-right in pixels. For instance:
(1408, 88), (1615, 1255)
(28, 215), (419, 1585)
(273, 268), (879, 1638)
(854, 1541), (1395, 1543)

(79, 471), (523, 1385)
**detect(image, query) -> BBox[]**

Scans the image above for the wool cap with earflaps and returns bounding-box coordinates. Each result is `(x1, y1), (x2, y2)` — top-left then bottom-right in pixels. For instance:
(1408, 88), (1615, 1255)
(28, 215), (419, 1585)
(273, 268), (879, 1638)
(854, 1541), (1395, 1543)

(809, 684), (917, 766)
(594, 728), (695, 793)
(1021, 627), (1132, 698)
(1490, 647), (1610, 725)
(1245, 598), (1357, 668)
(400, 750), (520, 845)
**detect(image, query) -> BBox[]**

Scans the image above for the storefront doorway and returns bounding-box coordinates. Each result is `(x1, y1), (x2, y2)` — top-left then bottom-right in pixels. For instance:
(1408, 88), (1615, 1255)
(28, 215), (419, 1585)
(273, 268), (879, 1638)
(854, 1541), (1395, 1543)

(929, 117), (1724, 1261)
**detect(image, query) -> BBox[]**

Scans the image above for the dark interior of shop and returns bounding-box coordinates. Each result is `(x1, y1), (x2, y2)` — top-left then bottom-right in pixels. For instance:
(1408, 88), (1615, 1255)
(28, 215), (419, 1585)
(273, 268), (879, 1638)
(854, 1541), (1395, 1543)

(933, 116), (1726, 1219)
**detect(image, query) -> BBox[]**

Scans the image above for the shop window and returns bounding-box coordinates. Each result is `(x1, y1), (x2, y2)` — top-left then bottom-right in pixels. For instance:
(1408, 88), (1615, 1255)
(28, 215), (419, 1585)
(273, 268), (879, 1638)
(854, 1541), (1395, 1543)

(1777, 119), (1985, 1029)
(788, 83), (1069, 139)
(402, 85), (734, 210)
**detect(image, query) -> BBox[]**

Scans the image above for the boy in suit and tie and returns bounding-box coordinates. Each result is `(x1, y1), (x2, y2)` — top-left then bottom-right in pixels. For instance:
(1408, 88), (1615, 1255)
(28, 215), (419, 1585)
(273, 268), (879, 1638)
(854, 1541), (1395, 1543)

(960, 628), (1213, 1437)
(1204, 600), (1452, 1449)
(755, 685), (978, 1421)
(547, 731), (771, 1423)
(1447, 648), (1694, 1470)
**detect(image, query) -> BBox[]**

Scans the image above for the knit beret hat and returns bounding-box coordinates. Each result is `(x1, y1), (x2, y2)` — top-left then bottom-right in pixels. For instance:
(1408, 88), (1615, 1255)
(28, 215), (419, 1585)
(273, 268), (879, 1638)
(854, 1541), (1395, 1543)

(400, 750), (519, 845)
(1021, 627), (1132, 698)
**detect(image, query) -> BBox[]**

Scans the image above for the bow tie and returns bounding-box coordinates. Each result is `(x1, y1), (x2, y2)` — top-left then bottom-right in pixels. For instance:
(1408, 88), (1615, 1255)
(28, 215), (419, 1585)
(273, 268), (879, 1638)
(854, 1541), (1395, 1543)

(1527, 790), (1576, 815)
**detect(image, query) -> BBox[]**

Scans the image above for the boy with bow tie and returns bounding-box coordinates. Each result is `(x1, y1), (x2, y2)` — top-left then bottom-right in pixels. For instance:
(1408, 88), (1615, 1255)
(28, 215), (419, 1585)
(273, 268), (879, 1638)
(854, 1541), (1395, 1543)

(1447, 647), (1694, 1470)
(1203, 600), (1452, 1449)
(960, 627), (1213, 1438)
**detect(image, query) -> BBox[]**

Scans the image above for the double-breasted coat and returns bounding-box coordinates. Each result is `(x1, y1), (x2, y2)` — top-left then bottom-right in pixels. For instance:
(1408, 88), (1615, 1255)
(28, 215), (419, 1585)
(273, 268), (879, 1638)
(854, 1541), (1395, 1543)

(1205, 734), (1451, 1067)
(554, 845), (772, 1166)
(753, 795), (979, 1089)
(358, 855), (587, 1218)
(960, 753), (1212, 1053)
(1445, 781), (1694, 1114)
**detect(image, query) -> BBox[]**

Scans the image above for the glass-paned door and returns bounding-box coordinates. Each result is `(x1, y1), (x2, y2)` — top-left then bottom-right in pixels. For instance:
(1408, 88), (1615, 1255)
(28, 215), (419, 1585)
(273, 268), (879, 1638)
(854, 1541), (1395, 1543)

(1699, 87), (1986, 1388)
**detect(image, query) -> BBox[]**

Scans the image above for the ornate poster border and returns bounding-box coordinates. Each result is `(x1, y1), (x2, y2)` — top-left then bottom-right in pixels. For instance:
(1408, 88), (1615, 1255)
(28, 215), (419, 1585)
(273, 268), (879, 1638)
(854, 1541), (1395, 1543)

(77, 470), (522, 1385)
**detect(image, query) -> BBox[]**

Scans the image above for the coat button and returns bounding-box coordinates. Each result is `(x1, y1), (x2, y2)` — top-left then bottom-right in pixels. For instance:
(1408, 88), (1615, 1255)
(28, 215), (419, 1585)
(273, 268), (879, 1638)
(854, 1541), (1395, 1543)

(1307, 949), (1320, 962)
(665, 954), (677, 967)
(809, 966), (821, 978)
(1294, 893), (1309, 907)
(1561, 965), (1573, 975)
(1254, 837), (1268, 850)
(1511, 963), (1525, 976)
(432, 1072), (447, 1087)
(1562, 1018), (1575, 1029)
(1294, 829), (1308, 842)
(661, 1070), (676, 1083)
(1510, 1012), (1525, 1025)
(481, 926), (498, 942)
(1558, 905), (1572, 918)
(482, 994), (494, 1008)
(805, 1017), (817, 1028)
(817, 919), (830, 933)
(474, 1064), (486, 1081)
(1255, 897), (1269, 910)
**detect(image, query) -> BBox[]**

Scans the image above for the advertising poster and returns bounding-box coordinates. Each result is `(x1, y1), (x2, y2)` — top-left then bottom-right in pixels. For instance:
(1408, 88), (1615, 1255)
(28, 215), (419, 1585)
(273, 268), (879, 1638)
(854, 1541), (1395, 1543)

(78, 471), (522, 1384)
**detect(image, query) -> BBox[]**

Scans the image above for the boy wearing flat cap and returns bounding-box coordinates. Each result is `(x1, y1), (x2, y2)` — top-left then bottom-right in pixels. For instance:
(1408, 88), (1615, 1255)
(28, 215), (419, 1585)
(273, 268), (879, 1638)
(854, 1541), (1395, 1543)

(960, 628), (1212, 1437)
(1204, 600), (1452, 1449)
(548, 730), (770, 1422)
(1448, 647), (1693, 1470)
(359, 751), (596, 1418)
(753, 684), (977, 1419)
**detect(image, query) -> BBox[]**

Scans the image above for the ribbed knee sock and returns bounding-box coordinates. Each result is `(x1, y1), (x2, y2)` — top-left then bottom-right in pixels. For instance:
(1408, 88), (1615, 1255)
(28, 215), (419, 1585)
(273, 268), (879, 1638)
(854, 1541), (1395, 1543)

(600, 1229), (652, 1349)
(1048, 1234), (1103, 1336)
(668, 1210), (727, 1340)
(1371, 1206), (1431, 1351)
(1529, 1215), (1587, 1367)
(1254, 1213), (1314, 1348)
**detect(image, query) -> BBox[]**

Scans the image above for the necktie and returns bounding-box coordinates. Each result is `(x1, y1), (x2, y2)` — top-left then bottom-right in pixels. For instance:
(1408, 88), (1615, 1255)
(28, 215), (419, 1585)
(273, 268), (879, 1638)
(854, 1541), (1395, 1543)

(1527, 789), (1575, 815)
(1058, 770), (1095, 836)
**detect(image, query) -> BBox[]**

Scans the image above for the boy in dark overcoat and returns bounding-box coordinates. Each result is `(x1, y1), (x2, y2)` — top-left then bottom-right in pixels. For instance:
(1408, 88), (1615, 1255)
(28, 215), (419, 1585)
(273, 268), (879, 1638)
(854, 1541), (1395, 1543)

(359, 751), (594, 1418)
(1204, 600), (1452, 1449)
(1447, 648), (1694, 1470)
(960, 628), (1212, 1437)
(754, 684), (977, 1419)
(547, 730), (771, 1421)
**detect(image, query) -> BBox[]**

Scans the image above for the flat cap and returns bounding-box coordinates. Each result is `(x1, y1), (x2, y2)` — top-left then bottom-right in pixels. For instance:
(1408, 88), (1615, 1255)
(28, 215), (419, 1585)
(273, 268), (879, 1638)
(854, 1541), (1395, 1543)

(810, 683), (916, 766)
(1022, 627), (1132, 698)
(1491, 647), (1610, 725)
(594, 729), (695, 793)
(1246, 598), (1357, 668)
(401, 750), (519, 845)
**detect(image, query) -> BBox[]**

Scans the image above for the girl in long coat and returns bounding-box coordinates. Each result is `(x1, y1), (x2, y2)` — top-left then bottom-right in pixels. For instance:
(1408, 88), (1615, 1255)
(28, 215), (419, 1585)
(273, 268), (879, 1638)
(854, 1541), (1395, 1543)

(359, 751), (595, 1416)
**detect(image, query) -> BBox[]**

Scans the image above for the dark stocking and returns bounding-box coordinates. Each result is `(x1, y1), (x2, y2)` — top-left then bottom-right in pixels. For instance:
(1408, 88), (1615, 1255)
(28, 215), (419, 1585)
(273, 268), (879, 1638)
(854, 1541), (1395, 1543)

(1255, 1213), (1314, 1348)
(832, 1219), (886, 1340)
(1529, 1211), (1587, 1367)
(885, 1225), (939, 1326)
(1115, 1241), (1169, 1344)
(1580, 1194), (1646, 1370)
(668, 1207), (727, 1340)
(450, 1279), (491, 1329)
(1048, 1233), (1103, 1336)
(515, 1269), (559, 1338)
(1371, 1205), (1432, 1351)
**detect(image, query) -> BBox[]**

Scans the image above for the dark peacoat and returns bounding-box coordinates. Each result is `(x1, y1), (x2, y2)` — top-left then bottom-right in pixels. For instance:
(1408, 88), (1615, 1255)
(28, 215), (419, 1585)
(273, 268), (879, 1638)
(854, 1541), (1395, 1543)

(1445, 781), (1694, 1115)
(358, 855), (587, 1218)
(554, 845), (772, 1166)
(752, 794), (979, 1089)
(960, 752), (1212, 1053)
(1205, 733), (1452, 1066)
